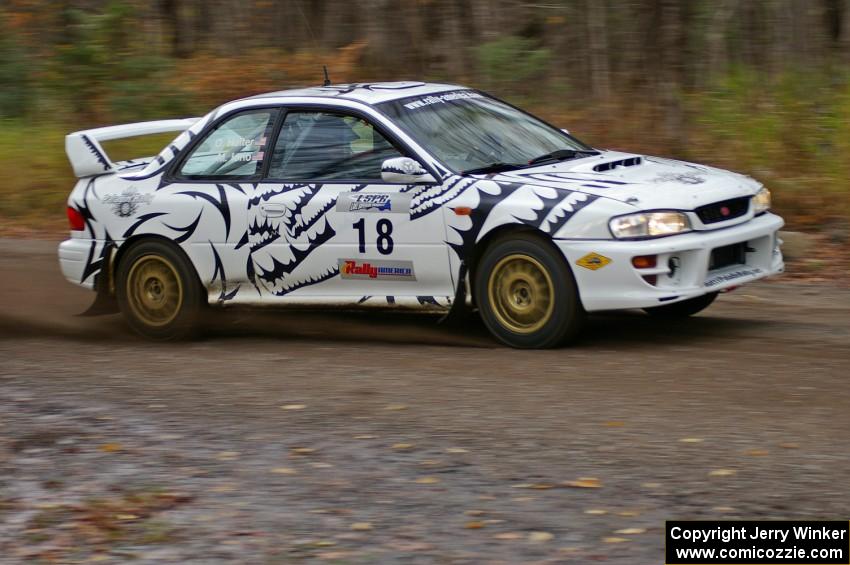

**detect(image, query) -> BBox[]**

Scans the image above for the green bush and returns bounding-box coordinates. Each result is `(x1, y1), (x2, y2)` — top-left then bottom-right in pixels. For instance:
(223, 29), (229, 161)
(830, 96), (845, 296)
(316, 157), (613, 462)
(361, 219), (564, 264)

(0, 27), (32, 117)
(474, 36), (551, 95)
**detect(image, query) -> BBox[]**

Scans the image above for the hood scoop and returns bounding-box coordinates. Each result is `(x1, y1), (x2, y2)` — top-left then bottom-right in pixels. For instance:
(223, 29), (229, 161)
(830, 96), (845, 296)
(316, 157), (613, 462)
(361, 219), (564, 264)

(593, 156), (642, 172)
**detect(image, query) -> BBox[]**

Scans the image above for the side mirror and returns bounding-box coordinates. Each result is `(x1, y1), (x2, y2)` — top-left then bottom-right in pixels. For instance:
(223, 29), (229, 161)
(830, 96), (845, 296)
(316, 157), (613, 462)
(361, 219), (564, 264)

(561, 128), (571, 135)
(381, 157), (436, 184)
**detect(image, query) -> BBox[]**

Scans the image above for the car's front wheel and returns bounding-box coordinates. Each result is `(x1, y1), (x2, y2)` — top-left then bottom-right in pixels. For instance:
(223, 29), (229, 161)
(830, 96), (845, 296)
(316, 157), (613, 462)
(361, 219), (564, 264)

(116, 240), (203, 340)
(474, 233), (584, 349)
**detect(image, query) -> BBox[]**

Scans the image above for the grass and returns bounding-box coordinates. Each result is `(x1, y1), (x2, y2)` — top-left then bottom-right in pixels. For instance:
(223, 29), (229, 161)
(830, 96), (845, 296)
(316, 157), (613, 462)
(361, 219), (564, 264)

(2, 77), (848, 236)
(0, 121), (181, 233)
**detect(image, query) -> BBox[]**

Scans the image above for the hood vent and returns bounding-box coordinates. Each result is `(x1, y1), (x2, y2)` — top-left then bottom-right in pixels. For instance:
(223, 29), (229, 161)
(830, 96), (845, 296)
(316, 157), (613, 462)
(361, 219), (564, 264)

(593, 156), (642, 172)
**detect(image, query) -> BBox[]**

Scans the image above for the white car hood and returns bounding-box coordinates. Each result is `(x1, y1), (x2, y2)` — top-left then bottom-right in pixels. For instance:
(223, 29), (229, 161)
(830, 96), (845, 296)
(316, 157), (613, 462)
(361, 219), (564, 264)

(489, 151), (762, 210)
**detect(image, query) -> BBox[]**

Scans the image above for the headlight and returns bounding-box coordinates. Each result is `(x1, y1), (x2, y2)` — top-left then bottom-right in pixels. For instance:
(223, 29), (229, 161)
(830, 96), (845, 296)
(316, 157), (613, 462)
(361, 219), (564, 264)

(753, 187), (771, 214)
(609, 211), (691, 239)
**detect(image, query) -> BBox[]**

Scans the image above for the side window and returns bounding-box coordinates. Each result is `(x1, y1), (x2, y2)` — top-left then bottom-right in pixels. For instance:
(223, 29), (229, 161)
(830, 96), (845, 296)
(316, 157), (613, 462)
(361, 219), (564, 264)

(178, 110), (276, 179)
(267, 111), (404, 181)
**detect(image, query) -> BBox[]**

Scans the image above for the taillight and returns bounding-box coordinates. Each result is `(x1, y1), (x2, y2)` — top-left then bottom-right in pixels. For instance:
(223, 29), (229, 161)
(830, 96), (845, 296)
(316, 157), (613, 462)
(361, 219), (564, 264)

(67, 206), (85, 231)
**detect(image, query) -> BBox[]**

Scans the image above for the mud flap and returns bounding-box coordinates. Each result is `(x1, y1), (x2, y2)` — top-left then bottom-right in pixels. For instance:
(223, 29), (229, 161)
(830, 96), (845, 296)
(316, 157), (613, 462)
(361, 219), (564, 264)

(438, 261), (474, 326)
(78, 244), (120, 317)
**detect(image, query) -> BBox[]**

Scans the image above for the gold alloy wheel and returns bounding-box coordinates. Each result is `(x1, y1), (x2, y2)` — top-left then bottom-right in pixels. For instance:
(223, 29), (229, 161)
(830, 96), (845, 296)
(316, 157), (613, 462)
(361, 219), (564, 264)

(126, 254), (183, 327)
(487, 253), (555, 334)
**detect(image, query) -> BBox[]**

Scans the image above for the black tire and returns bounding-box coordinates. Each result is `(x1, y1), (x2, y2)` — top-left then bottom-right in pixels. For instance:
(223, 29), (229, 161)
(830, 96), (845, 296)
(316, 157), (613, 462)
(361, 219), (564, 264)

(643, 292), (718, 319)
(116, 239), (204, 340)
(474, 233), (584, 348)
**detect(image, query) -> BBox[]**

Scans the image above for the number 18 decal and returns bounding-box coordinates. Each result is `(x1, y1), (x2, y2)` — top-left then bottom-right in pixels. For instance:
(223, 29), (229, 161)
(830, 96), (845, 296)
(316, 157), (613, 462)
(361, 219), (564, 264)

(354, 218), (394, 255)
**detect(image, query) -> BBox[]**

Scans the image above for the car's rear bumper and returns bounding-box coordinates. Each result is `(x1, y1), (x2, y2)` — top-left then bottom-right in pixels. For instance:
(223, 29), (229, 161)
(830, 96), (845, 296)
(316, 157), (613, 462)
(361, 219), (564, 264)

(58, 237), (95, 290)
(556, 212), (785, 312)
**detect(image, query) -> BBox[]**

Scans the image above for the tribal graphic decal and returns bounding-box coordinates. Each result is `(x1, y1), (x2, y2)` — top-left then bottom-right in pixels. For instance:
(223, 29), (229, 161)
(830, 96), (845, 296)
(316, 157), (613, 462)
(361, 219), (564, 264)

(73, 167), (603, 306)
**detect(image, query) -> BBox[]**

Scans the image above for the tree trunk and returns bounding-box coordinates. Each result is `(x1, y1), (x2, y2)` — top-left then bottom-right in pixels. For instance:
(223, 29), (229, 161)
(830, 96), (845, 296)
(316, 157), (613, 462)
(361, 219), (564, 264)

(160, 0), (188, 58)
(706, 0), (738, 83)
(586, 0), (610, 100)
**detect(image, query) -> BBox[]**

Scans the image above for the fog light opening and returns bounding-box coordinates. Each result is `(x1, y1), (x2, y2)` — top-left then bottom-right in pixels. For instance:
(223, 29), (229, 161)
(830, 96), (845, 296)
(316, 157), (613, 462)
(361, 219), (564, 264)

(668, 256), (680, 277)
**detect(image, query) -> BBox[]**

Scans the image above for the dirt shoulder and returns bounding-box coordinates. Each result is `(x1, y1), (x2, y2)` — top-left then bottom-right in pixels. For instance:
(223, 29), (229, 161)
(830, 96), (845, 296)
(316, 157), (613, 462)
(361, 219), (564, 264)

(1, 240), (849, 563)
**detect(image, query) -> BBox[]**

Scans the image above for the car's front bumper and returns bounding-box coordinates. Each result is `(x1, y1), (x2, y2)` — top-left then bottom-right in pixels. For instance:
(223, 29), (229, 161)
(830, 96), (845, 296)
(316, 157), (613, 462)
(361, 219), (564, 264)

(556, 212), (785, 312)
(59, 237), (95, 290)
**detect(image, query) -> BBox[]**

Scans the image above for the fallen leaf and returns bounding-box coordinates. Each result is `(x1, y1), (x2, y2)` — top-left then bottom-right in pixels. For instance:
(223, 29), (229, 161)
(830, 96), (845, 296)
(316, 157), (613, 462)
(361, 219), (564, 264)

(617, 510), (640, 517)
(465, 521), (485, 529)
(98, 443), (122, 453)
(679, 437), (704, 443)
(415, 476), (440, 484)
(465, 510), (486, 516)
(313, 540), (336, 547)
(603, 537), (630, 543)
(585, 509), (607, 515)
(642, 482), (661, 489)
(350, 522), (372, 531)
(311, 462), (333, 468)
(271, 467), (297, 475)
(281, 404), (306, 410)
(493, 532), (524, 540)
(115, 514), (138, 521)
(615, 528), (646, 535)
(528, 531), (553, 542)
(564, 477), (602, 489)
(713, 506), (735, 512)
(779, 442), (800, 449)
(446, 447), (469, 453)
(392, 443), (415, 450)
(708, 469), (737, 477)
(745, 449), (769, 456)
(290, 447), (315, 455)
(384, 404), (408, 411)
(216, 451), (240, 460)
(354, 435), (376, 439)
(318, 551), (355, 559)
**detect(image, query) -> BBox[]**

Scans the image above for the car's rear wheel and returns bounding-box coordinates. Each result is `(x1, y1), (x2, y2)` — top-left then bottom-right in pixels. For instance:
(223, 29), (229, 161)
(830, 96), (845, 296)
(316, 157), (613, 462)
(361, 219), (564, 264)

(643, 292), (718, 318)
(116, 240), (203, 340)
(474, 233), (584, 348)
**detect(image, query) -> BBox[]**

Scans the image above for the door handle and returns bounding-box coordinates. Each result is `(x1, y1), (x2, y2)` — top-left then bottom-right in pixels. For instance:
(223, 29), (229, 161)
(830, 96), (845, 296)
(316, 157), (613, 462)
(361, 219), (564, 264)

(261, 203), (287, 218)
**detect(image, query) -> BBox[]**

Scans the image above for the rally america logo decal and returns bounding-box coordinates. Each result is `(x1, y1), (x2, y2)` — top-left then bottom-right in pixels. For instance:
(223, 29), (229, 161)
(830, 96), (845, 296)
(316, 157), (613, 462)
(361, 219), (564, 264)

(339, 259), (416, 281)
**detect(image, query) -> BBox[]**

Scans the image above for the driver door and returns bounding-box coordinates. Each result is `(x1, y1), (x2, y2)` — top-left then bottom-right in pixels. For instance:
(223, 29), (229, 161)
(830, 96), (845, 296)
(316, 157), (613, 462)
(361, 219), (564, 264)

(247, 107), (454, 302)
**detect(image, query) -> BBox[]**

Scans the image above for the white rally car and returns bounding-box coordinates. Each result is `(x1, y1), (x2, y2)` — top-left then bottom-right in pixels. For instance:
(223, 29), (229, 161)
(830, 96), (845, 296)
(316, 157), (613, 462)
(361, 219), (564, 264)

(60, 81), (783, 348)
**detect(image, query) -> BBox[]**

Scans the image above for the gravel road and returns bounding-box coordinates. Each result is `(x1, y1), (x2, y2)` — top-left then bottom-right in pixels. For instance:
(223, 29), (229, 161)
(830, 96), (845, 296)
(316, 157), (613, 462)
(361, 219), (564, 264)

(1, 240), (849, 564)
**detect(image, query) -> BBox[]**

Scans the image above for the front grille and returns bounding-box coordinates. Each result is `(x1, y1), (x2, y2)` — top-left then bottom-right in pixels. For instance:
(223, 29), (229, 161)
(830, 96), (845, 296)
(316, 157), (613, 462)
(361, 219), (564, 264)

(695, 197), (749, 224)
(709, 242), (747, 270)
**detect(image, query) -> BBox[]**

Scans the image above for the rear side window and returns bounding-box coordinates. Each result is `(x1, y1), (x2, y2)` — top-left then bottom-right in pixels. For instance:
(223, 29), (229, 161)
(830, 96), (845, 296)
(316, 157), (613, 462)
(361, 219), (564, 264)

(178, 110), (276, 179)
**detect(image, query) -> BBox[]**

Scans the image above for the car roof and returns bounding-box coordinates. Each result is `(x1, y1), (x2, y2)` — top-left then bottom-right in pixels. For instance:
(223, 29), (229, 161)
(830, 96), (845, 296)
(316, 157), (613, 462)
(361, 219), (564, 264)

(246, 81), (466, 106)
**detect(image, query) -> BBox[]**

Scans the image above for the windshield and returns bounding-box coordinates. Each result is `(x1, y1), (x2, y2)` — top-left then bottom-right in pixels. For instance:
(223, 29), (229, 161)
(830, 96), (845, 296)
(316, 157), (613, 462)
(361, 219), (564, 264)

(379, 91), (592, 174)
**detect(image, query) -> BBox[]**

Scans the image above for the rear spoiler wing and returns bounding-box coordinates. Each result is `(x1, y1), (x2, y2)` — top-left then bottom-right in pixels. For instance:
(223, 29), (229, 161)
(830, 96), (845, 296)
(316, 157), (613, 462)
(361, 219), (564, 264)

(65, 118), (201, 178)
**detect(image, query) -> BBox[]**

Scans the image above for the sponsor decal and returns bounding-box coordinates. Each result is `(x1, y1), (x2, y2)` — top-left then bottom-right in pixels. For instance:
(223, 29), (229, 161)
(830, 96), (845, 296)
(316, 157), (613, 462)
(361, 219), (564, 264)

(339, 259), (416, 281)
(652, 172), (706, 185)
(336, 192), (411, 214)
(704, 267), (763, 288)
(576, 252), (612, 271)
(102, 187), (153, 218)
(403, 90), (483, 110)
